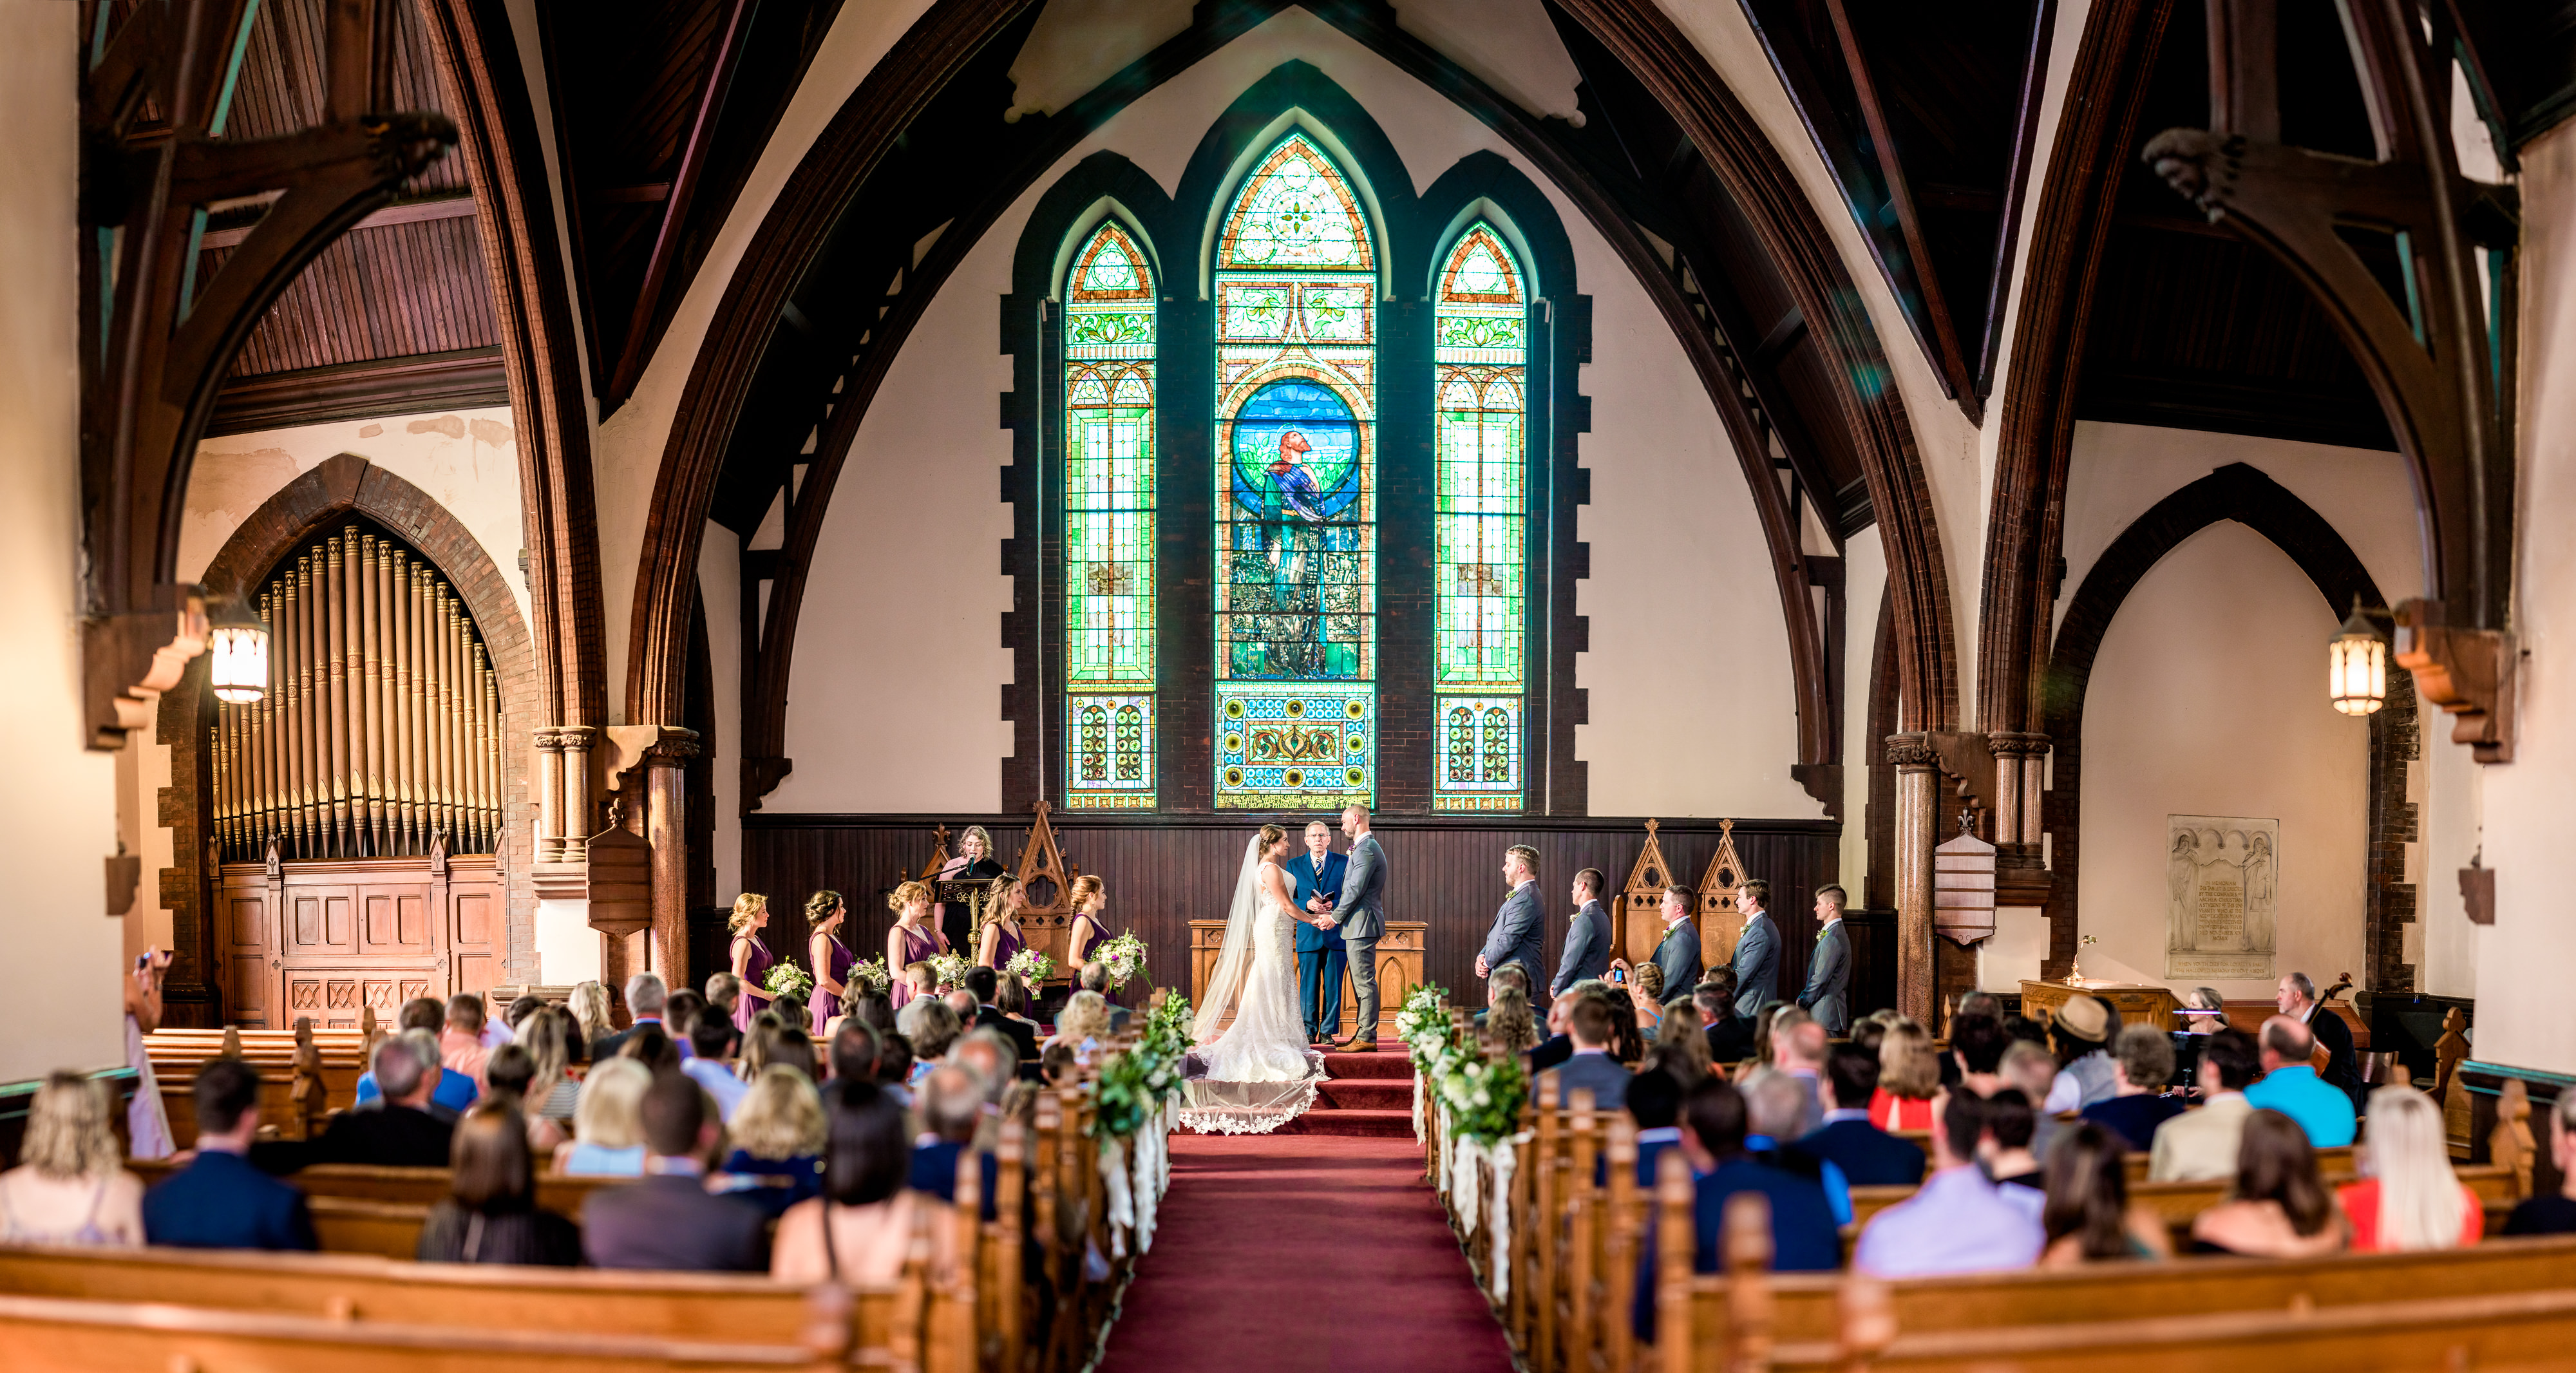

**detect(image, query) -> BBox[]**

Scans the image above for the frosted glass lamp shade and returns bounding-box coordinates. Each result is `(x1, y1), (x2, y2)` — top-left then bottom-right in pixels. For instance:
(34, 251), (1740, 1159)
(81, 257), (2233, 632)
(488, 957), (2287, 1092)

(2328, 604), (2385, 717)
(208, 607), (270, 705)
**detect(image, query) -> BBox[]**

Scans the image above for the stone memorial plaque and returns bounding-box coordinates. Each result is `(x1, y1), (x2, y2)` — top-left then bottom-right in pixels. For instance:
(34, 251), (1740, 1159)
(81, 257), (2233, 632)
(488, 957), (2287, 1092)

(2165, 814), (2277, 979)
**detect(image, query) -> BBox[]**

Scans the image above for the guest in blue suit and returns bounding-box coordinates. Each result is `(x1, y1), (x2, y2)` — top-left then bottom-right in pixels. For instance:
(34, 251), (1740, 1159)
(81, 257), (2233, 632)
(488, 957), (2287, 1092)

(1634, 1075), (1841, 1344)
(142, 1059), (316, 1251)
(1799, 1044), (1927, 1186)
(1288, 820), (1350, 1045)
(1538, 996), (1635, 1111)
(1624, 1065), (1687, 1186)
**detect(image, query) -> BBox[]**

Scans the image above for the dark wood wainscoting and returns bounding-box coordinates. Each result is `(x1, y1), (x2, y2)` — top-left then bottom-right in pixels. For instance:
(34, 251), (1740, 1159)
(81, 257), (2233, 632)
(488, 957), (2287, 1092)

(741, 815), (1842, 1008)
(214, 857), (507, 1030)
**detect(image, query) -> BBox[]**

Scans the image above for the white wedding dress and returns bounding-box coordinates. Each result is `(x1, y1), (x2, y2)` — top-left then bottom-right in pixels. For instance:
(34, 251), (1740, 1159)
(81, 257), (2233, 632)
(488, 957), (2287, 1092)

(1179, 846), (1327, 1134)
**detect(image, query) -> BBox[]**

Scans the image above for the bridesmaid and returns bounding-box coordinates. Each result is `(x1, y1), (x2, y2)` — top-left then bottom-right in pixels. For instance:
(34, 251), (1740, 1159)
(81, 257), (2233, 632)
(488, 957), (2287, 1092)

(976, 877), (1027, 972)
(729, 894), (777, 1034)
(884, 881), (946, 1012)
(806, 890), (854, 1036)
(1066, 876), (1118, 1005)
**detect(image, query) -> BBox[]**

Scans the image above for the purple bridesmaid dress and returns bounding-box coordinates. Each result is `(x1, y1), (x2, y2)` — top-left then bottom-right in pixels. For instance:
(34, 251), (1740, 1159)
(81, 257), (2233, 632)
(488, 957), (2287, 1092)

(810, 934), (856, 1034)
(733, 936), (774, 1034)
(888, 922), (940, 1012)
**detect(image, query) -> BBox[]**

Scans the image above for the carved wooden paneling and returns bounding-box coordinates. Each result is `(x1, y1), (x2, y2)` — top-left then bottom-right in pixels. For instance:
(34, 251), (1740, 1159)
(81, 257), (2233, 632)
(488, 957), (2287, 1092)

(216, 856), (502, 1029)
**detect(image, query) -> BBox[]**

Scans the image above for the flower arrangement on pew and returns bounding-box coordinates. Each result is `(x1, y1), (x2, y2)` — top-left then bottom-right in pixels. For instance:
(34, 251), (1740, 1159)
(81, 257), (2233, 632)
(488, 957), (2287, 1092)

(846, 955), (893, 998)
(1094, 931), (1149, 989)
(762, 960), (815, 1001)
(1399, 982), (1456, 1074)
(927, 950), (973, 991)
(1398, 980), (1528, 1296)
(1088, 992), (1194, 1260)
(1004, 947), (1057, 986)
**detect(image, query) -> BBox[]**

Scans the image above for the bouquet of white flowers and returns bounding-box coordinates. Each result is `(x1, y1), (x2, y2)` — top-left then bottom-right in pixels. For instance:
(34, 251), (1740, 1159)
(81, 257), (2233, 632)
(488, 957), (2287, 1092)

(847, 955), (892, 996)
(1094, 931), (1148, 989)
(927, 950), (973, 990)
(1004, 947), (1057, 985)
(763, 961), (814, 1001)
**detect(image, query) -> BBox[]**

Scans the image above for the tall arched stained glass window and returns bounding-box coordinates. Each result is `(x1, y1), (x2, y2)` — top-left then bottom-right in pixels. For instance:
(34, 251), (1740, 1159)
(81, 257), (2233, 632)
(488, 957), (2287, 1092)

(1213, 133), (1378, 810)
(1063, 220), (1157, 809)
(1432, 222), (1528, 810)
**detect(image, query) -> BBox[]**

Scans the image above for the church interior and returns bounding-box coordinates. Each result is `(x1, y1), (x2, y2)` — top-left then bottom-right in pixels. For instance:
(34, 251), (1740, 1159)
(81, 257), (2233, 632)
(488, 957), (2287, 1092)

(6, 0), (2576, 1365)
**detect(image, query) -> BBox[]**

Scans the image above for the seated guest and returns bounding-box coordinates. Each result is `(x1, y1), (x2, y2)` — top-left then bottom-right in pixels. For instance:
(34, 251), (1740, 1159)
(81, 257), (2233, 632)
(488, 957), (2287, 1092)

(662, 990), (706, 1062)
(1039, 1041), (1079, 1088)
(2039, 1121), (2172, 1265)
(0, 1071), (143, 1245)
(845, 991), (899, 1039)
(2243, 1016), (2358, 1147)
(521, 1007), (584, 1142)
(2041, 996), (2119, 1113)
(1694, 974), (1754, 1070)
(592, 974), (675, 1060)
(1852, 1092), (2045, 1278)
(1947, 1013), (2011, 1098)
(2082, 1025), (2186, 1151)
(949, 1031), (1018, 1114)
(703, 971), (743, 1026)
(481, 1043), (536, 1109)
(583, 1070), (768, 1271)
(2150, 1026), (2262, 1182)
(1625, 1066), (1687, 1185)
(1475, 961), (1532, 1030)
(875, 1033), (916, 1104)
(566, 980), (614, 1048)
(904, 998), (965, 1074)
(1998, 1041), (2064, 1160)
(1049, 991), (1114, 1065)
(743, 1021), (819, 1083)
(143, 1059), (315, 1251)
(1624, 961), (1665, 1033)
(995, 975), (1045, 1040)
(2506, 1089), (2576, 1235)
(685, 1014), (748, 1121)
(1870, 1020), (1941, 1132)
(2340, 1086), (2482, 1251)
(718, 1065), (828, 1220)
(1605, 992), (1647, 1067)
(506, 993), (547, 1034)
(1745, 1070), (1850, 1224)
(1764, 1013), (1828, 1138)
(441, 994), (494, 1091)
(1801, 1044), (1926, 1186)
(773, 1084), (939, 1284)
(1529, 989), (1579, 1075)
(907, 1063), (987, 1202)
(1539, 994), (1634, 1111)
(899, 962), (936, 1006)
(1976, 1088), (2046, 1206)
(828, 1021), (880, 1090)
(962, 967), (1039, 1063)
(354, 998), (478, 1117)
(417, 1102), (581, 1265)
(560, 1057), (652, 1176)
(1640, 1000), (1712, 1084)
(1631, 1077), (1839, 1345)
(265, 1034), (455, 1169)
(2189, 1108), (2346, 1256)
(1942, 993), (2002, 1088)
(1074, 963), (1133, 1035)
(1485, 985), (1543, 1056)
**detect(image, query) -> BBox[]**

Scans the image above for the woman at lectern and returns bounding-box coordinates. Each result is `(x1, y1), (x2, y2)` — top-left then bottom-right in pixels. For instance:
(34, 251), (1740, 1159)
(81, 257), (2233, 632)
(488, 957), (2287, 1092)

(934, 826), (1007, 952)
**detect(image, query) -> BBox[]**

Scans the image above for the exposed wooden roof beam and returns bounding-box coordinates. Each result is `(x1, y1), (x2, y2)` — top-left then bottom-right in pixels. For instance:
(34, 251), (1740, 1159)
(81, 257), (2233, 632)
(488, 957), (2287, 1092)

(198, 192), (475, 249)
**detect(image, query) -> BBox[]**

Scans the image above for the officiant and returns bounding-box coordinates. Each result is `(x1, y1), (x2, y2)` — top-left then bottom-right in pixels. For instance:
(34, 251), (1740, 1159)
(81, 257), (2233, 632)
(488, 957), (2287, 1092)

(934, 824), (1008, 953)
(1289, 820), (1349, 1046)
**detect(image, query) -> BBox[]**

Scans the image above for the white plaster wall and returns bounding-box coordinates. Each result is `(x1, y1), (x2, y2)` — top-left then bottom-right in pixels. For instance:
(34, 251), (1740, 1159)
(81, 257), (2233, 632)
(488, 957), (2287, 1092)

(701, 523), (744, 897)
(2478, 122), (2576, 1073)
(0, 0), (127, 1082)
(1837, 527), (1887, 887)
(761, 10), (1812, 817)
(2074, 522), (2369, 1000)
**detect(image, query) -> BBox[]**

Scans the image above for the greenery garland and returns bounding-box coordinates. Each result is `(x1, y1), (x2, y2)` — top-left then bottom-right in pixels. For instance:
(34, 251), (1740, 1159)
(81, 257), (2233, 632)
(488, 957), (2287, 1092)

(1090, 994), (1197, 1141)
(1396, 982), (1526, 1145)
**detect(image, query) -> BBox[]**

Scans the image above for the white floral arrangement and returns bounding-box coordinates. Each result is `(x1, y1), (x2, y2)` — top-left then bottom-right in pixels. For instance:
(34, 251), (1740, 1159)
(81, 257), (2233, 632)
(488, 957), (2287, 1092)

(1004, 947), (1057, 985)
(1398, 983), (1455, 1071)
(763, 961), (814, 1000)
(1095, 932), (1149, 989)
(847, 954), (892, 996)
(927, 950), (974, 990)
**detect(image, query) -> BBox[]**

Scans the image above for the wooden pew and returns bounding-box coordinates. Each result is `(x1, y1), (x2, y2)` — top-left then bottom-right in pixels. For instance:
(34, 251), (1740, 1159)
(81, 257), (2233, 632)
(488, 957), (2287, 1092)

(147, 1020), (372, 1145)
(1842, 1162), (2519, 1237)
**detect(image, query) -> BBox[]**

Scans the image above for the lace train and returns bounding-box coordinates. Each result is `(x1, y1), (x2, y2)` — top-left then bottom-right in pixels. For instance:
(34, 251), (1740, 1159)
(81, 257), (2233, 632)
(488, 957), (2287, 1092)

(1179, 870), (1326, 1134)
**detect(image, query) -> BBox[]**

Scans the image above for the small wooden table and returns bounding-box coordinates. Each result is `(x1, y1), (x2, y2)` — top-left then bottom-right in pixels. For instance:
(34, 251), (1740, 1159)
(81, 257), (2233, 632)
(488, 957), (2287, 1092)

(1190, 919), (1425, 1040)
(2021, 980), (2183, 1033)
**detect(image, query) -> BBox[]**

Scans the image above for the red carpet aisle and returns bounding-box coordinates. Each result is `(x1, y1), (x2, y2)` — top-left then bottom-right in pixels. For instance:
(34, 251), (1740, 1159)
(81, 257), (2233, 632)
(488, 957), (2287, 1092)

(1095, 1050), (1512, 1373)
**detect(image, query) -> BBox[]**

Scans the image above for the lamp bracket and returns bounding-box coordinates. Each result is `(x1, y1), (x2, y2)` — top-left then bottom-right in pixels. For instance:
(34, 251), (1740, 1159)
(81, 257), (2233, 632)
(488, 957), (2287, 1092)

(2394, 598), (2516, 764)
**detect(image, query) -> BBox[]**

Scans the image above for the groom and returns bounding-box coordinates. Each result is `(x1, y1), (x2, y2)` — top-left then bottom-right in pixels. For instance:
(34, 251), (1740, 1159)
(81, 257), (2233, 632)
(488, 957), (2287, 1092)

(1315, 803), (1385, 1051)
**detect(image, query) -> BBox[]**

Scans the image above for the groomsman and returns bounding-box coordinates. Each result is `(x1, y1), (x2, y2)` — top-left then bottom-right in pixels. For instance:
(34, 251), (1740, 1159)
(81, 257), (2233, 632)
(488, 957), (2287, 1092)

(1727, 878), (1779, 1018)
(1649, 884), (1702, 1003)
(1797, 885), (1852, 1036)
(1552, 867), (1613, 997)
(1477, 845), (1548, 989)
(1290, 820), (1350, 1045)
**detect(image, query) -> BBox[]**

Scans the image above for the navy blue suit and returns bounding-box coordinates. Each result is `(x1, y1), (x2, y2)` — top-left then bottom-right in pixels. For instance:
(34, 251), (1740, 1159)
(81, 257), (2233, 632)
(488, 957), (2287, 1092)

(1635, 1157), (1841, 1343)
(1288, 849), (1349, 1039)
(1797, 1117), (1927, 1187)
(142, 1150), (316, 1251)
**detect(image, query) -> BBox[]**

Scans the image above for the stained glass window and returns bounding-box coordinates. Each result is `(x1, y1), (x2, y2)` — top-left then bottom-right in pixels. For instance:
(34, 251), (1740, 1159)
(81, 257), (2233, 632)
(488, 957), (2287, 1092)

(1213, 133), (1379, 810)
(1433, 222), (1528, 810)
(1063, 220), (1157, 808)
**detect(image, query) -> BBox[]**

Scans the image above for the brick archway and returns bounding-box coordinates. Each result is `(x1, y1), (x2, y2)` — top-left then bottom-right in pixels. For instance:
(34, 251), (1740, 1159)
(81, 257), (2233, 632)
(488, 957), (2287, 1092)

(158, 454), (537, 1023)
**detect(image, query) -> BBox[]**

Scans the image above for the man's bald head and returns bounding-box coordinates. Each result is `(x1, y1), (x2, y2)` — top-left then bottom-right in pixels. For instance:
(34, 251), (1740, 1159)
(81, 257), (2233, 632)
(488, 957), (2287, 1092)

(2260, 1014), (2315, 1068)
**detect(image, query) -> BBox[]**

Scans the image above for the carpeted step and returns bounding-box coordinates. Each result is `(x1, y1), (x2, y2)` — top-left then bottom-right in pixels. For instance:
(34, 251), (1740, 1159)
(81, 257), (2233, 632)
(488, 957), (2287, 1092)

(1319, 1049), (1411, 1080)
(1276, 1107), (1415, 1139)
(1318, 1078), (1412, 1111)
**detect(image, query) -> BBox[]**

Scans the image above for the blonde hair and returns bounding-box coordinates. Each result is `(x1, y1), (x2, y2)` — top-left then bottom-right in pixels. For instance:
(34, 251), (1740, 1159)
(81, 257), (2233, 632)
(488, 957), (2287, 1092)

(1059, 990), (1113, 1044)
(1632, 962), (1665, 999)
(889, 880), (934, 913)
(958, 825), (995, 859)
(904, 961), (935, 987)
(1070, 875), (1105, 912)
(566, 981), (613, 1045)
(572, 1058), (651, 1150)
(1258, 824), (1287, 853)
(727, 1066), (826, 1160)
(2366, 1086), (2469, 1251)
(1877, 1021), (1940, 1099)
(728, 893), (770, 935)
(21, 1072), (119, 1179)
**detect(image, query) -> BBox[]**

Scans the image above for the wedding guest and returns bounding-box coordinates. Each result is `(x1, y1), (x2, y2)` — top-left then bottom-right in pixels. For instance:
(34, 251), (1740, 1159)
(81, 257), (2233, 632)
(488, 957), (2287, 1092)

(662, 990), (706, 1062)
(2042, 994), (2117, 1112)
(685, 1014), (749, 1121)
(560, 1058), (652, 1176)
(1764, 1013), (1828, 1139)
(441, 993), (493, 1092)
(934, 826), (1008, 952)
(960, 965), (1039, 1065)
(1625, 1065), (1687, 1184)
(1628, 963), (1666, 1032)
(1529, 989), (1577, 1074)
(1801, 1044), (1925, 1186)
(1066, 875), (1114, 971)
(996, 974), (1045, 1045)
(885, 882), (946, 1013)
(354, 998), (478, 1115)
(2173, 986), (2225, 1089)
(1999, 1041), (2064, 1160)
(1978, 1088), (2046, 1199)
(505, 994), (547, 1036)
(583, 1070), (768, 1272)
(1484, 985), (1541, 1055)
(1646, 884), (1701, 1007)
(1050, 990), (1113, 1064)
(844, 992), (898, 1040)
(908, 1063), (985, 1200)
(744, 1022), (819, 1083)
(591, 974), (672, 1061)
(1631, 1077), (1839, 1345)
(2340, 1086), (2482, 1251)
(1745, 1070), (1850, 1224)
(804, 890), (855, 1036)
(1040, 1041), (1079, 1087)
(417, 1103), (580, 1265)
(773, 1084), (938, 1284)
(1852, 1092), (2044, 1278)
(142, 1059), (315, 1251)
(2150, 1027), (2262, 1181)
(567, 980), (614, 1049)
(618, 1026), (681, 1076)
(2188, 1108), (2346, 1256)
(771, 996), (809, 1036)
(482, 1044), (536, 1121)
(1551, 867), (1614, 998)
(905, 999), (965, 1072)
(2039, 1121), (2171, 1265)
(2244, 1016), (2358, 1147)
(1642, 999), (1712, 1084)
(522, 1007), (585, 1137)
(1744, 1001), (1789, 1083)
(728, 894), (779, 1033)
(1075, 963), (1134, 1035)
(1539, 995), (1633, 1110)
(269, 1034), (455, 1169)
(1723, 879), (1778, 1015)
(1794, 885), (1852, 1035)
(2506, 1092), (2576, 1234)
(1607, 993), (1647, 1068)
(2082, 1025), (2186, 1150)
(828, 1021), (880, 1091)
(703, 972), (742, 1025)
(975, 876), (1029, 972)
(1694, 974), (1754, 1069)
(1949, 1013), (2011, 1098)
(0, 1071), (143, 1245)
(718, 1066), (828, 1219)
(1871, 1020), (1941, 1132)
(875, 1034), (916, 1106)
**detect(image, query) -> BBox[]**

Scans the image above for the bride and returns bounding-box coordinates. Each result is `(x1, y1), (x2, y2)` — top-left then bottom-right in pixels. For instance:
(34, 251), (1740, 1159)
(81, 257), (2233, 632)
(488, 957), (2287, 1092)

(1179, 824), (1329, 1134)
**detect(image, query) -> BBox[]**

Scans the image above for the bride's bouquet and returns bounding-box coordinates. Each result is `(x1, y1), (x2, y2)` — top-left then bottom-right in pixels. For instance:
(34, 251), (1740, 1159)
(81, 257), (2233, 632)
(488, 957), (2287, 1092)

(846, 954), (893, 997)
(927, 950), (973, 990)
(762, 960), (814, 1001)
(1094, 931), (1148, 989)
(1003, 947), (1057, 985)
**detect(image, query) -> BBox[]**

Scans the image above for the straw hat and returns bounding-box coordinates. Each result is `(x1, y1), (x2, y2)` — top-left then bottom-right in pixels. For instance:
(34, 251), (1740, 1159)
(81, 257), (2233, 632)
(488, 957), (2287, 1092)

(2054, 993), (2111, 1043)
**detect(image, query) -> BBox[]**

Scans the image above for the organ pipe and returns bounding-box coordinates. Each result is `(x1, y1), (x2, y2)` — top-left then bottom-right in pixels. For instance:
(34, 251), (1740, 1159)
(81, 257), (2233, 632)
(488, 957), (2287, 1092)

(211, 526), (504, 862)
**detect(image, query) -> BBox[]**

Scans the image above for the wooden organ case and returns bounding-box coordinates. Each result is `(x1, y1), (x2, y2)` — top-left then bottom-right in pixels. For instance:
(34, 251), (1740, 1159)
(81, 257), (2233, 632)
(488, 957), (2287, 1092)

(207, 523), (507, 1029)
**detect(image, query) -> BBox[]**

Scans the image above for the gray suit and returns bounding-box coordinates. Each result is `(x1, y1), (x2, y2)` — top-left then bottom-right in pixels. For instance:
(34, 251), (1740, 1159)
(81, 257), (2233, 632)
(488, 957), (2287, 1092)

(1797, 918), (1852, 1035)
(1551, 899), (1612, 996)
(1728, 911), (1779, 1019)
(1329, 832), (1388, 1041)
(1481, 880), (1548, 989)
(1650, 918), (1701, 1004)
(1538, 1050), (1634, 1112)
